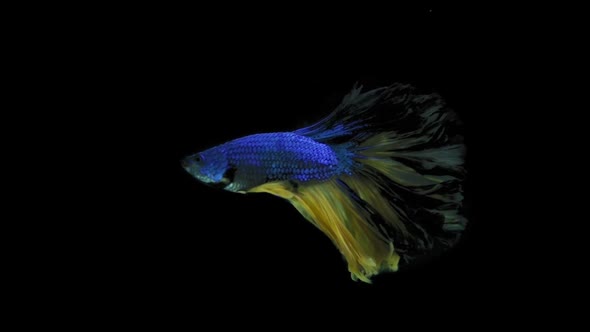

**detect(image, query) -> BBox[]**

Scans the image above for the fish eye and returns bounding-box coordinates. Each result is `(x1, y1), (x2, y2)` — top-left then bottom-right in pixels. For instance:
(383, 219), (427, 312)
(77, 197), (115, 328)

(195, 154), (203, 162)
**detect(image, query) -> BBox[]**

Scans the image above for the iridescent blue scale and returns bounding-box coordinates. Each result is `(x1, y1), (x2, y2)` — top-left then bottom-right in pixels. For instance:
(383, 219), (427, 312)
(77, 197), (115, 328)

(217, 132), (340, 191)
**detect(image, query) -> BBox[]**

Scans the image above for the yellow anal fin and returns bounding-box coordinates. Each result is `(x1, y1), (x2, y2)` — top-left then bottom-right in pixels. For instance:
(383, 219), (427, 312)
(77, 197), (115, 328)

(248, 181), (296, 199)
(340, 174), (411, 239)
(249, 180), (400, 283)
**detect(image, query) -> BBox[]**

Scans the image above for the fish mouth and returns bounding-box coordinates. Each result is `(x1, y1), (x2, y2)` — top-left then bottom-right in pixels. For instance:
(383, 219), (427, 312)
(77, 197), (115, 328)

(180, 158), (190, 170)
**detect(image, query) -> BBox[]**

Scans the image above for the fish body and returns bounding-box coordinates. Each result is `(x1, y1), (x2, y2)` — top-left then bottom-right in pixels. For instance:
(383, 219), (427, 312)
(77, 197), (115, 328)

(184, 132), (346, 192)
(182, 83), (467, 283)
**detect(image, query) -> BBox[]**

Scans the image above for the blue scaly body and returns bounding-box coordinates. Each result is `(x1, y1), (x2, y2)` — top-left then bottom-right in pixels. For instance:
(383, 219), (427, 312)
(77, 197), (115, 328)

(183, 132), (350, 192)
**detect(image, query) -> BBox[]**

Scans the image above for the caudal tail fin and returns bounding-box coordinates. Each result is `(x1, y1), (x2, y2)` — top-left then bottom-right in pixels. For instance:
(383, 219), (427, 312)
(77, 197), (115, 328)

(254, 84), (467, 282)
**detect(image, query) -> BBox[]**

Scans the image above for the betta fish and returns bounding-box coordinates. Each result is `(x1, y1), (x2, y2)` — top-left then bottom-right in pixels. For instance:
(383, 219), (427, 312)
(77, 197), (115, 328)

(182, 83), (467, 283)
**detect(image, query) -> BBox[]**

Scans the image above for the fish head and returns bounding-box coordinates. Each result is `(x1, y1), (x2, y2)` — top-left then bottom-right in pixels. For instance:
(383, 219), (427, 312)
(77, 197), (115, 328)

(181, 146), (231, 187)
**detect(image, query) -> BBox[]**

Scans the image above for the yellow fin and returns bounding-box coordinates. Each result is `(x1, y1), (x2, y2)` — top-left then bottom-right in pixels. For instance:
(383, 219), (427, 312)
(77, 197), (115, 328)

(340, 174), (410, 239)
(249, 180), (400, 283)
(248, 181), (295, 199)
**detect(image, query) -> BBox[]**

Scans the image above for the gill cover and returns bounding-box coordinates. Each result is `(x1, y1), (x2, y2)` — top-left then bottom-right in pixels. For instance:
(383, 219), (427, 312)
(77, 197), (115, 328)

(183, 148), (230, 186)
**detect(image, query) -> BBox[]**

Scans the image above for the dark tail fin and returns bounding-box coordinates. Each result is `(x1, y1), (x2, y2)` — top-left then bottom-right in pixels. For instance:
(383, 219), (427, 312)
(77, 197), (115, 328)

(296, 83), (467, 264)
(251, 84), (467, 282)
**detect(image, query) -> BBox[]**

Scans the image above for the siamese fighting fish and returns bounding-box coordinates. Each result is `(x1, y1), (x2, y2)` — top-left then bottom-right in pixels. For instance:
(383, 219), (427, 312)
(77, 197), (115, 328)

(182, 83), (467, 283)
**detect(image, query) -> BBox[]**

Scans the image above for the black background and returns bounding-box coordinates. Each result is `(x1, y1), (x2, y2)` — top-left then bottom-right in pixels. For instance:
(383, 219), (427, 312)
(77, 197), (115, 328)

(63, 4), (528, 314)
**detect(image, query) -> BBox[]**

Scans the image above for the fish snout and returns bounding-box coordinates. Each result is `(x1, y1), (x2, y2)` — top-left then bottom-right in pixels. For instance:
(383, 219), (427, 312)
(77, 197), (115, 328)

(181, 158), (190, 169)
